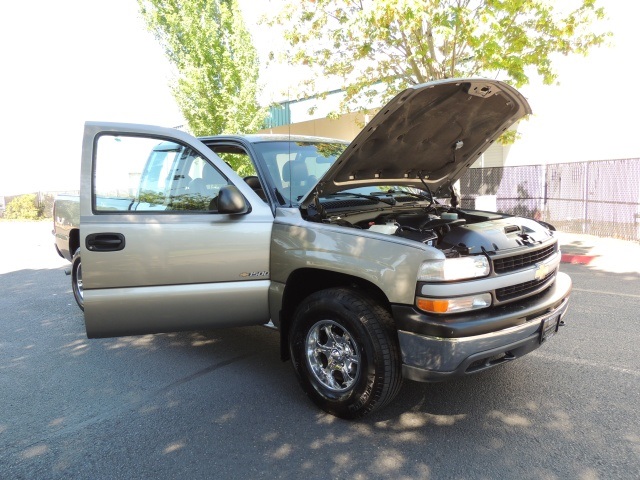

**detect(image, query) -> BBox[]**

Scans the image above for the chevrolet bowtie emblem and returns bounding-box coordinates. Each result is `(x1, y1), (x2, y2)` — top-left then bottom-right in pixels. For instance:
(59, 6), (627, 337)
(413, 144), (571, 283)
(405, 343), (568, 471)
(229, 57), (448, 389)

(534, 263), (550, 281)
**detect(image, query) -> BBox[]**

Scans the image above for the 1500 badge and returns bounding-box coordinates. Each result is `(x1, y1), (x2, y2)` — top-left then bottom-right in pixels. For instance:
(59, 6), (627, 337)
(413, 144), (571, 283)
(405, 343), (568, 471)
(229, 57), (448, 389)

(240, 271), (269, 278)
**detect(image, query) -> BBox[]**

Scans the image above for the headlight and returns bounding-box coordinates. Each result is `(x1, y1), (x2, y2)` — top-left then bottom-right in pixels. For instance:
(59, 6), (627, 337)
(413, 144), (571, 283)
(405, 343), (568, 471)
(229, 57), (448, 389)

(418, 256), (490, 282)
(416, 293), (492, 314)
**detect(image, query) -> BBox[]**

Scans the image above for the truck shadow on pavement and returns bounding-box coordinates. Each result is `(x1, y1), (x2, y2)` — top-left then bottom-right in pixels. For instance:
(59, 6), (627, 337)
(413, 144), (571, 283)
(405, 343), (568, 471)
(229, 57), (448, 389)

(2, 266), (638, 479)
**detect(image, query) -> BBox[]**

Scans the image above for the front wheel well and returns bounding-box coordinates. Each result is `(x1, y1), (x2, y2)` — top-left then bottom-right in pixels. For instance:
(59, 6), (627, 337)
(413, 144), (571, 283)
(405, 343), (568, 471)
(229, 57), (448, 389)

(279, 268), (392, 361)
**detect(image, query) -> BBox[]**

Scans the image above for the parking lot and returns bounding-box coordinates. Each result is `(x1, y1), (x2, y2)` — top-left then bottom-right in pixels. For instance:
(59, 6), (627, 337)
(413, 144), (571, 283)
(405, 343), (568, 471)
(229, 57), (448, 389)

(1, 221), (639, 479)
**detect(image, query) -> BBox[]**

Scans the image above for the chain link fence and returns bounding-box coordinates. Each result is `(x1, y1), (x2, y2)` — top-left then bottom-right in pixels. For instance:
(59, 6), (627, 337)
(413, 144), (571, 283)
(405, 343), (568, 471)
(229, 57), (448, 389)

(459, 158), (640, 242)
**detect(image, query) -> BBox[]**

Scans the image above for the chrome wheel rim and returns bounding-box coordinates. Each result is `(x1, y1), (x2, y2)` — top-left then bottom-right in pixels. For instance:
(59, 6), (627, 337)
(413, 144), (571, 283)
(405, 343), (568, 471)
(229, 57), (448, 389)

(305, 320), (360, 392)
(75, 263), (83, 300)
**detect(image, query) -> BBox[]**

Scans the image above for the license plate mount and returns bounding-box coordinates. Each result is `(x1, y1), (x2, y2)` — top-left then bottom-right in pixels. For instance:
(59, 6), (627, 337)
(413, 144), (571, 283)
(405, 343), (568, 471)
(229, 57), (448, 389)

(540, 314), (560, 344)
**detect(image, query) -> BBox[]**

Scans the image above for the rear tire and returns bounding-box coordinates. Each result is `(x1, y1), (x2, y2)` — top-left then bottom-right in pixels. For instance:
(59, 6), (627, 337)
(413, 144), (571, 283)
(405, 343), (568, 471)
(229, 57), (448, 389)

(289, 288), (402, 419)
(71, 248), (84, 311)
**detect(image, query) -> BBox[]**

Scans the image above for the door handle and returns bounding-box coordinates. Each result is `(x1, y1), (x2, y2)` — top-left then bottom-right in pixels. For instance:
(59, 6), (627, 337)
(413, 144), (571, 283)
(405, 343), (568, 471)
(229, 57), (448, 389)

(86, 233), (126, 252)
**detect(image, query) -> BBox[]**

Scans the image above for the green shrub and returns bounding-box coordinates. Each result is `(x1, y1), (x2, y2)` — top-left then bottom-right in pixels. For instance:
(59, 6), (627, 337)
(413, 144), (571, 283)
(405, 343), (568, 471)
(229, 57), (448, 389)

(4, 194), (43, 220)
(40, 194), (55, 219)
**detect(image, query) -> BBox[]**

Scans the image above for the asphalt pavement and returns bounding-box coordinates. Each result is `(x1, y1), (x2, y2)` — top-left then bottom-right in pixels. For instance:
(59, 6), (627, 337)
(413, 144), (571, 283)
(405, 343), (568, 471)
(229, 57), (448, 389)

(1, 221), (639, 479)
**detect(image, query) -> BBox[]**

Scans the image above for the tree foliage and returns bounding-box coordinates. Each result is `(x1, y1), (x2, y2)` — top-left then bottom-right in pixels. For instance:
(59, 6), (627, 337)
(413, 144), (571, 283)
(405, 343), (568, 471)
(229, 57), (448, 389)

(138, 0), (265, 137)
(4, 194), (43, 220)
(268, 0), (610, 111)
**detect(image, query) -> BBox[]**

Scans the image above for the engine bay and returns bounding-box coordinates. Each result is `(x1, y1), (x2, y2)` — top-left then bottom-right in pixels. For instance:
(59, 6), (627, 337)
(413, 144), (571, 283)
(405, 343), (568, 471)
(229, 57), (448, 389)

(304, 191), (554, 257)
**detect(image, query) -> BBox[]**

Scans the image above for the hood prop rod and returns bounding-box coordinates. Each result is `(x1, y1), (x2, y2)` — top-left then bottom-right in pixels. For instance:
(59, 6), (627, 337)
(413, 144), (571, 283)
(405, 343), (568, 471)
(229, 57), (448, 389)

(417, 171), (435, 206)
(448, 141), (463, 209)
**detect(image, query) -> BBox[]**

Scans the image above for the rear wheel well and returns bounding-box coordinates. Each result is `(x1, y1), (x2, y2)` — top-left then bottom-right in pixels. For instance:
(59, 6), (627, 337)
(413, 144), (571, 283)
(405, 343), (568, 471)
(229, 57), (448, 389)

(69, 229), (80, 257)
(279, 268), (392, 361)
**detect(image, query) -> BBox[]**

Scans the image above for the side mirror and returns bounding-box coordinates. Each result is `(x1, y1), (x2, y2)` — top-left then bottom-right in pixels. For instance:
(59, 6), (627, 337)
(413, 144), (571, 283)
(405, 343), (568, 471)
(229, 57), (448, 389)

(217, 185), (249, 214)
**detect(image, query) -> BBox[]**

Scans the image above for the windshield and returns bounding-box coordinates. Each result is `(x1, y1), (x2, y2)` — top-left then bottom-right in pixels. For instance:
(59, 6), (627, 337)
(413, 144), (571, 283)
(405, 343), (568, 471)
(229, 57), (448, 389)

(252, 141), (347, 205)
(251, 140), (434, 206)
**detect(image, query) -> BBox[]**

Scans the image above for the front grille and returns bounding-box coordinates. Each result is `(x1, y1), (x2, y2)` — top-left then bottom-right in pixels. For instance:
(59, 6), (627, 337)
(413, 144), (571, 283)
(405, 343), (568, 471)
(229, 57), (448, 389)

(493, 244), (557, 274)
(496, 270), (556, 301)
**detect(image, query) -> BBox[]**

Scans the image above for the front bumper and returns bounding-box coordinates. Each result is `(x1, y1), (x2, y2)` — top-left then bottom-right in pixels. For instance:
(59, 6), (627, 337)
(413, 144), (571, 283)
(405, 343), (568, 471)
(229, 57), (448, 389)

(394, 272), (572, 382)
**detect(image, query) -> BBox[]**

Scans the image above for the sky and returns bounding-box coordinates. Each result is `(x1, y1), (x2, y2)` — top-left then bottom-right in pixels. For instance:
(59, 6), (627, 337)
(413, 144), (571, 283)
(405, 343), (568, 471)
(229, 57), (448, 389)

(1, 0), (639, 196)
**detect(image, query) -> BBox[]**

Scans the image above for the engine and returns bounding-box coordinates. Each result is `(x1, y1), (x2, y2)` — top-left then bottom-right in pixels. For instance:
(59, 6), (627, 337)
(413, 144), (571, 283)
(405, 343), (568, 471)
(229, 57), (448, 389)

(360, 209), (553, 256)
(365, 210), (466, 254)
(314, 201), (554, 257)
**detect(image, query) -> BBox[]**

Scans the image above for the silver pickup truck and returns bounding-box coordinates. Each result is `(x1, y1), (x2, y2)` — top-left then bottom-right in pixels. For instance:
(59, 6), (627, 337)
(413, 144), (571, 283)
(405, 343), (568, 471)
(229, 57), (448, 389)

(53, 79), (571, 418)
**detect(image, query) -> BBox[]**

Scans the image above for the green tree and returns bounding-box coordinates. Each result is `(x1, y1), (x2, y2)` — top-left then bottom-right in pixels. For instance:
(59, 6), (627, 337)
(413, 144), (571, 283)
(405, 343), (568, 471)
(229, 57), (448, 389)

(4, 194), (43, 220)
(268, 0), (610, 112)
(138, 0), (266, 141)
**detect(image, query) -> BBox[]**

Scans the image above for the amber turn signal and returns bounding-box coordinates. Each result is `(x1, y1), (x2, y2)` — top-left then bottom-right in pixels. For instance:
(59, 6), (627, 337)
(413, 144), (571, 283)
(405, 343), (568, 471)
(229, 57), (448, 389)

(416, 293), (492, 314)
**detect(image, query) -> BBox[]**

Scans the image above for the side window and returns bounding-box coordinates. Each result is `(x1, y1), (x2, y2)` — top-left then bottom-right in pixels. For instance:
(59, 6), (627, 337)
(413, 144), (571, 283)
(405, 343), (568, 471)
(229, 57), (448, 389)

(207, 143), (267, 202)
(94, 134), (229, 213)
(215, 152), (257, 177)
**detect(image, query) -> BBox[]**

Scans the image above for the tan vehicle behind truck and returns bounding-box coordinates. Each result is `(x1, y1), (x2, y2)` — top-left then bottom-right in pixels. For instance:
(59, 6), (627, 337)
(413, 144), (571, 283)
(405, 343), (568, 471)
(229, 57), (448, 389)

(54, 79), (571, 418)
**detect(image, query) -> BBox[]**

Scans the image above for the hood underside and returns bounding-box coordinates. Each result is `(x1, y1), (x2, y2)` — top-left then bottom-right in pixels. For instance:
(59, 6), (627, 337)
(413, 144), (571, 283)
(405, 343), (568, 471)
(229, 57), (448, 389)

(308, 78), (531, 203)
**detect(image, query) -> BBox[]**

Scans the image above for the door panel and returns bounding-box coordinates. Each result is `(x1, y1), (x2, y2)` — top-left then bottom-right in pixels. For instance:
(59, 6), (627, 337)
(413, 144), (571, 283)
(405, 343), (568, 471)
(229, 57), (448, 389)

(81, 215), (271, 290)
(80, 122), (273, 338)
(85, 281), (270, 338)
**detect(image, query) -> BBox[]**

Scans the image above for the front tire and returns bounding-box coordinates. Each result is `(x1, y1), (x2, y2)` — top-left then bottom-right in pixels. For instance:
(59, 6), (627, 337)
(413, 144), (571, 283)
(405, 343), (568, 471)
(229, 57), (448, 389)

(71, 248), (84, 311)
(289, 288), (402, 419)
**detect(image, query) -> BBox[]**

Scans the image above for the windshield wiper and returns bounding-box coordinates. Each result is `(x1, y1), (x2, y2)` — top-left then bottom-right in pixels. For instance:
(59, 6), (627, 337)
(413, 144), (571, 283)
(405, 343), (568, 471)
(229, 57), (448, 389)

(385, 188), (433, 203)
(329, 192), (396, 206)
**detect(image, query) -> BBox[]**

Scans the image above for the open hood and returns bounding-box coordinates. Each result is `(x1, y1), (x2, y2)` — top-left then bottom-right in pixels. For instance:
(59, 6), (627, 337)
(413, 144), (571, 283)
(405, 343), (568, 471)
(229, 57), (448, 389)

(305, 78), (531, 204)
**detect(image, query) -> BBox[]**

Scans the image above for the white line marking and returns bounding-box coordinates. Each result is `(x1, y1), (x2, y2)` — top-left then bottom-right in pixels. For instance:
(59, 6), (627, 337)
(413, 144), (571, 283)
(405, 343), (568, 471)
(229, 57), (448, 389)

(531, 351), (640, 377)
(572, 287), (640, 299)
